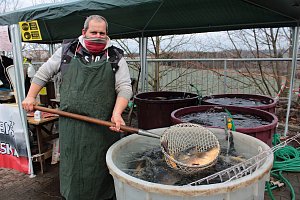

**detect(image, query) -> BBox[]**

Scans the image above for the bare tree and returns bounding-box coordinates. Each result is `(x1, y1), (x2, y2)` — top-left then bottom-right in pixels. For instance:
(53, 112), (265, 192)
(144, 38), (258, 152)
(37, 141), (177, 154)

(0, 0), (19, 13)
(115, 35), (194, 92)
(1, 0), (62, 62)
(222, 28), (292, 97)
(30, 0), (63, 6)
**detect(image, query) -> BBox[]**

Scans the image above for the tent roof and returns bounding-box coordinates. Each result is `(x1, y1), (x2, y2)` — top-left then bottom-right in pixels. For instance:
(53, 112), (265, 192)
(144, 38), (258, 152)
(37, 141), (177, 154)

(0, 0), (300, 43)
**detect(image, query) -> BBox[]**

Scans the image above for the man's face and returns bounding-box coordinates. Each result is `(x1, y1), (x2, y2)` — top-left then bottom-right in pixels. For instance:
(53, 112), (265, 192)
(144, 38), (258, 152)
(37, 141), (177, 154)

(82, 19), (107, 39)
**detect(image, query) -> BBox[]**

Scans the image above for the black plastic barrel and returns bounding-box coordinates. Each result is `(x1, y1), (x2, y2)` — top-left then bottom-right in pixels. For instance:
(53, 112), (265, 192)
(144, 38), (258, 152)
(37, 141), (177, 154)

(201, 94), (276, 114)
(134, 91), (198, 129)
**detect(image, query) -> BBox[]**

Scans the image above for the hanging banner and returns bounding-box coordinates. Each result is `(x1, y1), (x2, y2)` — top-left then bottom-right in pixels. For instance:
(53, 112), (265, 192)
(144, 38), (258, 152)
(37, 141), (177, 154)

(0, 104), (29, 173)
(18, 20), (42, 41)
(0, 26), (12, 51)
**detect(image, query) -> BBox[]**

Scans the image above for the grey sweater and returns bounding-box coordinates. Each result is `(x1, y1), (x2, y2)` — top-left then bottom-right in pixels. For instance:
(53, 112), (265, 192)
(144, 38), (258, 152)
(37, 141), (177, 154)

(32, 36), (133, 100)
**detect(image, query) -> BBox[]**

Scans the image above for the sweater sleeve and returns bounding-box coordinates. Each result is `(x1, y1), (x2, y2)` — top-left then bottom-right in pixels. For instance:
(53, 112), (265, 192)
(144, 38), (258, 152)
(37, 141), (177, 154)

(115, 57), (133, 100)
(31, 47), (62, 87)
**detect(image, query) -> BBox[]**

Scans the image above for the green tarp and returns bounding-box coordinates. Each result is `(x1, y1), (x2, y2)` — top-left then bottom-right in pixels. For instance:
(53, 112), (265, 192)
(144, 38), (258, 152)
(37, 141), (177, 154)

(0, 0), (299, 43)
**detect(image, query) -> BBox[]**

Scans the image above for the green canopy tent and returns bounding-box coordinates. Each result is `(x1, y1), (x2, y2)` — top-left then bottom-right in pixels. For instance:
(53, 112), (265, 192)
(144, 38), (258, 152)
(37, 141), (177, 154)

(0, 0), (299, 176)
(0, 0), (300, 43)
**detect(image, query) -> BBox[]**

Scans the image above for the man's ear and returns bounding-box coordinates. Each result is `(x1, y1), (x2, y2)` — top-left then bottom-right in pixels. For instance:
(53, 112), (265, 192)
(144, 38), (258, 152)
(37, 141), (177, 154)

(82, 29), (86, 37)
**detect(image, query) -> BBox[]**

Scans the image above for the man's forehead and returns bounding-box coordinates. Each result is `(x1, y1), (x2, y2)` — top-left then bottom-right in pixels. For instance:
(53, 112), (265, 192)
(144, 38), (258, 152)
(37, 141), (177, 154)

(88, 20), (106, 29)
(89, 19), (106, 26)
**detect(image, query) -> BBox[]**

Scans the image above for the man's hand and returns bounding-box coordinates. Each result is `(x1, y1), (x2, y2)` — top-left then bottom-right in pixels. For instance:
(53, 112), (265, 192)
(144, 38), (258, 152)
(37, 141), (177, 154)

(22, 96), (36, 112)
(110, 114), (125, 132)
(21, 82), (43, 112)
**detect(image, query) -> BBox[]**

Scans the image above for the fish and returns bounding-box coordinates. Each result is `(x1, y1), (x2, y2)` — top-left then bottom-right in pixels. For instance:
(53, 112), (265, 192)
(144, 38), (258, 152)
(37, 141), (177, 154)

(174, 146), (219, 166)
(161, 140), (169, 152)
(168, 153), (178, 168)
(161, 141), (179, 168)
(219, 155), (246, 164)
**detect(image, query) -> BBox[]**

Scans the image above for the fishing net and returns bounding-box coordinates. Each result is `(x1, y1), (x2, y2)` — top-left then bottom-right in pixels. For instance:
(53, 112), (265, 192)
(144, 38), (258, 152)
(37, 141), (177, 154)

(161, 123), (220, 174)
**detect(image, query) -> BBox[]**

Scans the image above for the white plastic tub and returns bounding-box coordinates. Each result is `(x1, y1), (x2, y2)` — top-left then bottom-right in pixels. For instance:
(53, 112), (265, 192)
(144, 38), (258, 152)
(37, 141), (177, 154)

(106, 128), (273, 200)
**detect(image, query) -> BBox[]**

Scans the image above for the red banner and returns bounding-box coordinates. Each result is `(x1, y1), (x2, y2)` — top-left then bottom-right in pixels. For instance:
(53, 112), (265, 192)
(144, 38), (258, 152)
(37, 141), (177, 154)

(0, 155), (28, 173)
(0, 105), (29, 173)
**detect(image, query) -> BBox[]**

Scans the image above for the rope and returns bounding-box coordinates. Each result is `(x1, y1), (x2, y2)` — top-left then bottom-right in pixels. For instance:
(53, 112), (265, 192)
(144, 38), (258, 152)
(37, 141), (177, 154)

(274, 82), (286, 101)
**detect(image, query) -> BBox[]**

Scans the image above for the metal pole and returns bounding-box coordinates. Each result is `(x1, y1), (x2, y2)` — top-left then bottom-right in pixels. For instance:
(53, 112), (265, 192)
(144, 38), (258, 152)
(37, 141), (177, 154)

(49, 44), (54, 56)
(139, 37), (144, 92)
(284, 26), (300, 137)
(139, 37), (148, 92)
(9, 24), (35, 177)
(143, 37), (148, 92)
(224, 60), (227, 94)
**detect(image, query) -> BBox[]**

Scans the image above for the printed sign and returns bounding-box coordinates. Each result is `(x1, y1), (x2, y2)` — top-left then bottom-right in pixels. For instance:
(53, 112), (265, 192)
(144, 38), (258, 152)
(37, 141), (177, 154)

(0, 104), (29, 173)
(19, 20), (42, 41)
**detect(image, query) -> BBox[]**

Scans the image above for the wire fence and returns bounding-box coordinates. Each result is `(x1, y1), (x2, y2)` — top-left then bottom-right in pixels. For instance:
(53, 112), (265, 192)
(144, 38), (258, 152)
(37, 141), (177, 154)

(127, 58), (300, 98)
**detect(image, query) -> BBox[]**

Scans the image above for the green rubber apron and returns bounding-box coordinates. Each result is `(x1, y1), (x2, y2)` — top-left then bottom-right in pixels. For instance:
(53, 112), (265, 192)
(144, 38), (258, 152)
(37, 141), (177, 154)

(59, 55), (120, 200)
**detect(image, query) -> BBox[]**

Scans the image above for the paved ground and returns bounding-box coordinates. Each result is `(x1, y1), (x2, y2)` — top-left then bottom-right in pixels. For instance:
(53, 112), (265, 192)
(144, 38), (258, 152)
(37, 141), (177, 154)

(265, 172), (300, 200)
(1, 110), (299, 199)
(0, 162), (62, 200)
(2, 139), (300, 200)
(1, 162), (299, 200)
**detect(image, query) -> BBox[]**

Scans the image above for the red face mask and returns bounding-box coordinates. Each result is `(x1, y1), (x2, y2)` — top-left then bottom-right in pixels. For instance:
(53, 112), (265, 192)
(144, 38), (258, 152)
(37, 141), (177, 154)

(84, 37), (107, 55)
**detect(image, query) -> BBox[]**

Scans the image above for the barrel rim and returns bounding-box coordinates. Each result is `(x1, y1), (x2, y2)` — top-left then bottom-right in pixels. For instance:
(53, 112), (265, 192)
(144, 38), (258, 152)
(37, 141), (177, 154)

(135, 91), (199, 104)
(170, 105), (278, 132)
(106, 128), (273, 196)
(201, 93), (276, 109)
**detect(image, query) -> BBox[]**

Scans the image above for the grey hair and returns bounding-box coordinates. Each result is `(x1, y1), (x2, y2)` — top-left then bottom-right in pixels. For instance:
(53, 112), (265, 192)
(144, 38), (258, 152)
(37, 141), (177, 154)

(83, 15), (108, 33)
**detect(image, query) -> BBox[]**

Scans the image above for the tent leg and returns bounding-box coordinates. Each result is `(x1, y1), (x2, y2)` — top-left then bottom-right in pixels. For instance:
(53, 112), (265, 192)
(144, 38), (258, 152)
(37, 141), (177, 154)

(284, 26), (300, 137)
(10, 24), (35, 177)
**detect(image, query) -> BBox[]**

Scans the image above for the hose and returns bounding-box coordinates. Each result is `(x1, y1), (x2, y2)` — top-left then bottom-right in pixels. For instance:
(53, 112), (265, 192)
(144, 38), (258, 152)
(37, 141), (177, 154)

(265, 181), (276, 200)
(224, 108), (236, 131)
(221, 111), (298, 199)
(189, 84), (202, 104)
(222, 110), (297, 199)
(265, 133), (300, 200)
(223, 109), (236, 154)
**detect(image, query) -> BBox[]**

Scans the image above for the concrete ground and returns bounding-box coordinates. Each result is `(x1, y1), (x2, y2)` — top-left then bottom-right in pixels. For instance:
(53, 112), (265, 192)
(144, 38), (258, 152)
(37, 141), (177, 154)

(264, 172), (300, 200)
(1, 111), (299, 199)
(1, 142), (300, 200)
(0, 162), (63, 200)
(1, 162), (299, 199)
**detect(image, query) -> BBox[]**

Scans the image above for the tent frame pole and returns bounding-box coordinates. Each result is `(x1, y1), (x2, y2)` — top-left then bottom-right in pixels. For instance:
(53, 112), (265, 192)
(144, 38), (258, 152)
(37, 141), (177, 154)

(140, 37), (148, 92)
(284, 26), (300, 137)
(10, 24), (35, 177)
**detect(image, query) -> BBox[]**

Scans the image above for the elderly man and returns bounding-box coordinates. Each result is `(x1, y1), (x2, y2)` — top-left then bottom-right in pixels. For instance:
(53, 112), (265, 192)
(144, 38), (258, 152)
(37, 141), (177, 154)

(22, 15), (132, 200)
